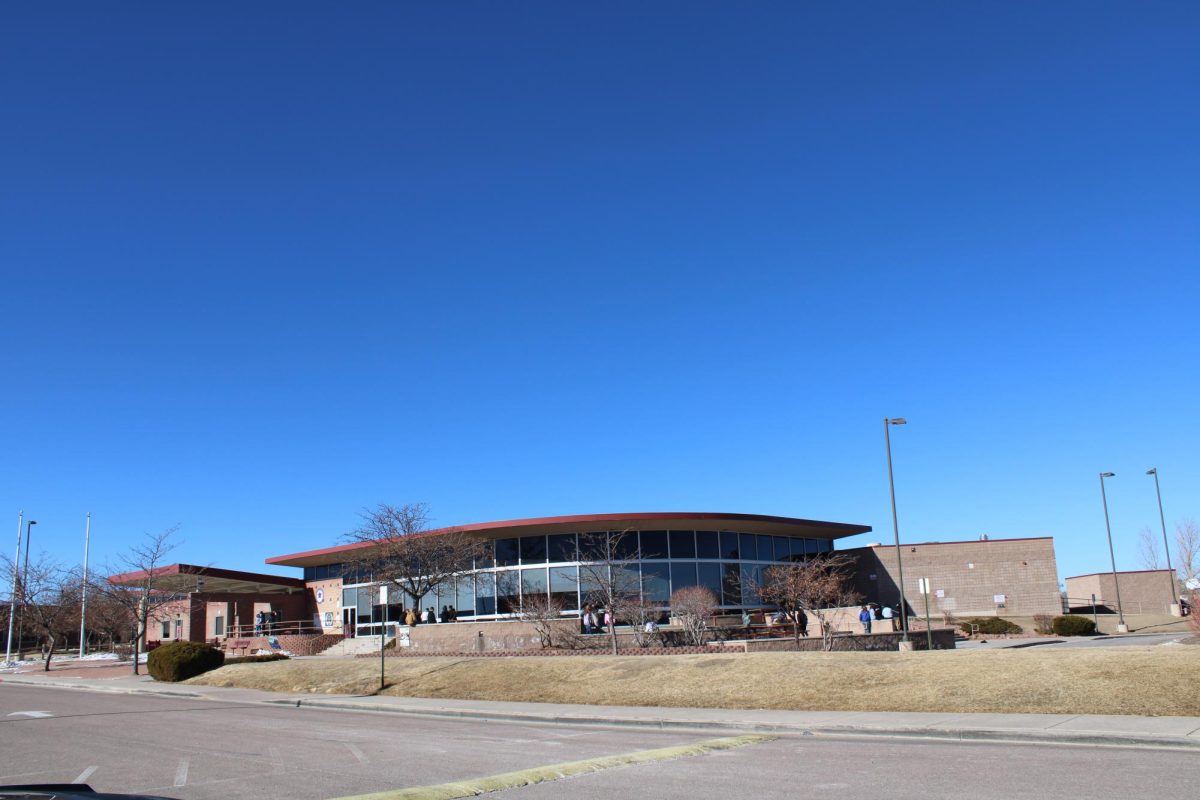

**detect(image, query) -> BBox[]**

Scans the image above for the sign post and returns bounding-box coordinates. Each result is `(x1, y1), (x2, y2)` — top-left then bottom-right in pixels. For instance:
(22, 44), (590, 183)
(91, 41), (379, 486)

(917, 578), (933, 650)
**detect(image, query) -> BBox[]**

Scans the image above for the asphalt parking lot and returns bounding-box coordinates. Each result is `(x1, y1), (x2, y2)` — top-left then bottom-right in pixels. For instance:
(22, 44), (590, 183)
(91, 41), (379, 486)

(1, 684), (1196, 800)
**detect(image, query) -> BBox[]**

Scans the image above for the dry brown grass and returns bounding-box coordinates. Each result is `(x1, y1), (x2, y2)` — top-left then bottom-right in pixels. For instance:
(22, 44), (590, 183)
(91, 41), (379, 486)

(188, 645), (1200, 716)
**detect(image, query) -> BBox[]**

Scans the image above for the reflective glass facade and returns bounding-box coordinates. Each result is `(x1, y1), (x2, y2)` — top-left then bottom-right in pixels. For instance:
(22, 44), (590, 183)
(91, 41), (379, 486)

(307, 529), (835, 632)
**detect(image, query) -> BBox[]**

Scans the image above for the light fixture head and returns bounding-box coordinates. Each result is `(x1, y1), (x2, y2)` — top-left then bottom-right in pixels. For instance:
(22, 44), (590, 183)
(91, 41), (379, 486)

(1146, 468), (1156, 475)
(1100, 472), (1115, 478)
(888, 418), (907, 425)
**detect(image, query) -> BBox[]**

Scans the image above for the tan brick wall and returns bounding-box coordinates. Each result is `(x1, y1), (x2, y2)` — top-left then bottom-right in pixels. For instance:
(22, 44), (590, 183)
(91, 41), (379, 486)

(846, 537), (1061, 618)
(307, 578), (343, 632)
(1065, 570), (1176, 615)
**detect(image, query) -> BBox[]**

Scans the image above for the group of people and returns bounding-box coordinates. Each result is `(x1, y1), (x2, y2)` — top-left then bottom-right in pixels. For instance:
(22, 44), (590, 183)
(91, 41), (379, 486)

(580, 605), (611, 634)
(253, 609), (280, 636)
(858, 603), (896, 634)
(402, 605), (460, 626)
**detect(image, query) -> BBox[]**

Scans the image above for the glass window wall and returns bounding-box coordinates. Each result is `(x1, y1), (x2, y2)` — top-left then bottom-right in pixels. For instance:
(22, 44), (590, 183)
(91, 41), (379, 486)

(520, 567), (548, 606)
(696, 530), (721, 559)
(519, 535), (547, 564)
(495, 538), (519, 567)
(670, 561), (697, 594)
(474, 573), (495, 616)
(550, 566), (578, 609)
(642, 562), (670, 603)
(547, 533), (577, 563)
(721, 563), (741, 606)
(668, 530), (695, 559)
(640, 530), (668, 559)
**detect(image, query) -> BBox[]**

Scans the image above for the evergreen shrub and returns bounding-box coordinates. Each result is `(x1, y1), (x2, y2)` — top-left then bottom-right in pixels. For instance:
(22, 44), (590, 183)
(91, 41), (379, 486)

(147, 641), (225, 682)
(1051, 615), (1097, 636)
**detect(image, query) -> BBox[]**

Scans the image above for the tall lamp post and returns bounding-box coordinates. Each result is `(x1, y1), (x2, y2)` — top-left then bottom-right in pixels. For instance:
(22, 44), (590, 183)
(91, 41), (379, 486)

(1098, 472), (1127, 633)
(1145, 469), (1178, 609)
(16, 520), (36, 659)
(884, 417), (909, 642)
(4, 512), (23, 664)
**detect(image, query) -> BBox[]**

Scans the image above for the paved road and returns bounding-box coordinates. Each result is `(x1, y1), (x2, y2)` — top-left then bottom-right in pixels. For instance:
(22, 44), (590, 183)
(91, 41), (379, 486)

(1, 685), (1196, 800)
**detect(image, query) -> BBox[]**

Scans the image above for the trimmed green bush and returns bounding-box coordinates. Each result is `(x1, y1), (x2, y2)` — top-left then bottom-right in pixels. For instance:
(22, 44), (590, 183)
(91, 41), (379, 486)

(1051, 615), (1097, 636)
(147, 641), (225, 682)
(224, 653), (290, 664)
(959, 617), (1023, 636)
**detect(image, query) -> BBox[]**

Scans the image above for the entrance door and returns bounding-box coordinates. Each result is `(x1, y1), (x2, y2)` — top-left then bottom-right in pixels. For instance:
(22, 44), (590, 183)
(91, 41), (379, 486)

(342, 608), (356, 638)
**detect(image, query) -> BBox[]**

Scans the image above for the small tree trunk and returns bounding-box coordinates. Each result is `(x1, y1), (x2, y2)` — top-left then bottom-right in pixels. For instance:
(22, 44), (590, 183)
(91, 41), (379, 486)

(42, 636), (55, 672)
(609, 619), (617, 655)
(132, 623), (142, 675)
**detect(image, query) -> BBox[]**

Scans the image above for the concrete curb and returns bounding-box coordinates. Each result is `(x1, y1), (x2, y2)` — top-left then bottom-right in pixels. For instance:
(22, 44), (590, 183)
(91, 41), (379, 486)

(266, 698), (1200, 751)
(6, 674), (1198, 751)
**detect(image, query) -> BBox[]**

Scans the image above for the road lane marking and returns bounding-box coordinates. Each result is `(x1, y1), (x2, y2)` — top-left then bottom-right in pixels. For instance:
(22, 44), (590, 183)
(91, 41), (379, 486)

(73, 766), (99, 784)
(330, 734), (775, 800)
(174, 759), (189, 787)
(7, 710), (52, 718)
(344, 742), (368, 763)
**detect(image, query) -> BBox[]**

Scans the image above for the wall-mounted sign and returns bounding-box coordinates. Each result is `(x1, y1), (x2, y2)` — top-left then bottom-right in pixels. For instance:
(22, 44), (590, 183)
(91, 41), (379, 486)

(935, 589), (945, 598)
(316, 588), (325, 603)
(324, 611), (334, 627)
(994, 594), (1006, 603)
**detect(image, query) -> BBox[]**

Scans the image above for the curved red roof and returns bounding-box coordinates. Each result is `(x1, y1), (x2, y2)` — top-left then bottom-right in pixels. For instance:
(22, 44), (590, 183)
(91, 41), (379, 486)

(265, 511), (871, 568)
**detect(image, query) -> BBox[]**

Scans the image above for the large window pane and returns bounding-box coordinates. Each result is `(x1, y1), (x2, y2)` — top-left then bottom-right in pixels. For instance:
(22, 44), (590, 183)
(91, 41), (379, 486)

(495, 538), (520, 567)
(476, 540), (495, 570)
(640, 530), (668, 559)
(496, 570), (521, 614)
(520, 568), (548, 607)
(474, 573), (495, 616)
(456, 577), (474, 616)
(668, 530), (695, 559)
(550, 566), (578, 610)
(720, 531), (739, 560)
(642, 562), (671, 603)
(579, 566), (605, 609)
(519, 535), (547, 564)
(697, 562), (722, 599)
(721, 563), (741, 606)
(613, 531), (639, 560)
(669, 562), (697, 594)
(696, 531), (721, 559)
(547, 533), (577, 563)
(756, 535), (774, 562)
(772, 536), (788, 561)
(739, 533), (757, 562)
(741, 565), (761, 605)
(788, 537), (806, 561)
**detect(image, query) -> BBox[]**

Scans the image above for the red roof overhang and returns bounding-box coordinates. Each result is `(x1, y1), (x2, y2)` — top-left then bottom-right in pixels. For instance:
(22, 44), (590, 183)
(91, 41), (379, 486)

(265, 512), (872, 569)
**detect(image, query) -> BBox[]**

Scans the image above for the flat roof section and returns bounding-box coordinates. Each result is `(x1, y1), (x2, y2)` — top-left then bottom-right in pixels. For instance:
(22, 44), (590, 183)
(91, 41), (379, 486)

(108, 563), (307, 594)
(266, 511), (873, 569)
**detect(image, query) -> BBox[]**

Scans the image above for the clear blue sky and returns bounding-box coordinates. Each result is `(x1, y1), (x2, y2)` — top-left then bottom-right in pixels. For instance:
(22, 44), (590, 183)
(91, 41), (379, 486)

(2, 3), (1197, 588)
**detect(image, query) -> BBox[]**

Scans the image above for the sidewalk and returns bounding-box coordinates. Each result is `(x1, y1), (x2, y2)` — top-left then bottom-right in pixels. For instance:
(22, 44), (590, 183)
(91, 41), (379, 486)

(3, 668), (1198, 750)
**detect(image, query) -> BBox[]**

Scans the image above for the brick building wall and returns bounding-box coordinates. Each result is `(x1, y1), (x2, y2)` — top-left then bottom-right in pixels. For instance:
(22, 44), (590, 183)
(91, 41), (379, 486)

(844, 537), (1061, 619)
(1065, 570), (1177, 615)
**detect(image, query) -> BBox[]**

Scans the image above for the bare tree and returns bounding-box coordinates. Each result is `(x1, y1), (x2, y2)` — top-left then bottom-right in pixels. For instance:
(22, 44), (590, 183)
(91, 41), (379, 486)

(93, 527), (183, 675)
(574, 530), (644, 655)
(344, 503), (484, 615)
(1175, 519), (1199, 587)
(517, 593), (566, 649)
(756, 554), (861, 652)
(624, 595), (664, 647)
(669, 585), (718, 646)
(86, 588), (134, 653)
(4, 554), (83, 672)
(1137, 527), (1162, 571)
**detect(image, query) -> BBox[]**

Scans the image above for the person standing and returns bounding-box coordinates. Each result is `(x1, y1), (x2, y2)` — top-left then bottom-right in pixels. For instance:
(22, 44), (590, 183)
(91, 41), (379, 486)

(859, 605), (873, 634)
(254, 611), (263, 637)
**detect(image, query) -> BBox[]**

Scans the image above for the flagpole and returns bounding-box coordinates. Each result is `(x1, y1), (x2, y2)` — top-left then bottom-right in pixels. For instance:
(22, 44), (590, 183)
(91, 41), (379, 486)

(79, 513), (91, 657)
(4, 511), (23, 664)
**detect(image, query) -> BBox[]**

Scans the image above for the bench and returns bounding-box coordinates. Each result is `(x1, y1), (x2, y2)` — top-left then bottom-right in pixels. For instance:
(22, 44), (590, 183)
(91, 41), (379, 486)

(226, 639), (252, 656)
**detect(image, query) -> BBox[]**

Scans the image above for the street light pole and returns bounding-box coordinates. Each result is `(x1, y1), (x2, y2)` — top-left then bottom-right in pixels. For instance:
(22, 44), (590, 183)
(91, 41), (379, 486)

(15, 520), (36, 657)
(884, 417), (909, 642)
(4, 511), (23, 664)
(1146, 469), (1177, 607)
(1099, 472), (1127, 632)
(79, 513), (92, 657)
